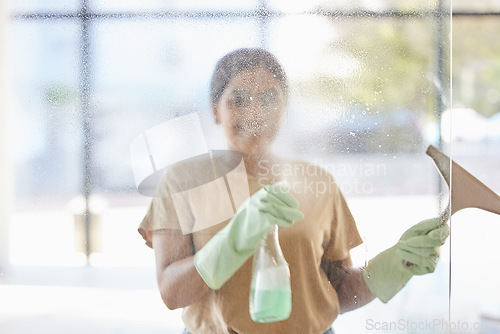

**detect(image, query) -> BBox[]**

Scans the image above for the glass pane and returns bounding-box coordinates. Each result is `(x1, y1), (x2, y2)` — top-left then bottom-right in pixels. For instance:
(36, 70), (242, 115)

(449, 15), (500, 331)
(8, 20), (82, 265)
(452, 17), (500, 118)
(266, 10), (451, 334)
(8, 0), (80, 13)
(92, 0), (259, 12)
(89, 18), (260, 269)
(453, 0), (500, 13)
(91, 19), (260, 194)
(3, 1), (459, 333)
(268, 0), (440, 13)
(269, 15), (445, 160)
(9, 20), (81, 202)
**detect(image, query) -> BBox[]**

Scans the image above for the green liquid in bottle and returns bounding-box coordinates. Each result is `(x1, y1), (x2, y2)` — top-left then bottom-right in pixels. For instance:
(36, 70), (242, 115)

(250, 288), (292, 323)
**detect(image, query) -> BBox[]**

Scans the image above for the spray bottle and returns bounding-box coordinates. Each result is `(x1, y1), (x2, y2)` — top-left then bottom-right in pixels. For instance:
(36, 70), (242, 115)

(249, 224), (292, 322)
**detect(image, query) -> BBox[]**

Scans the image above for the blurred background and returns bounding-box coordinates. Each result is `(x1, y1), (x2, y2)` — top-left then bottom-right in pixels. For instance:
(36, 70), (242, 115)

(1, 0), (499, 333)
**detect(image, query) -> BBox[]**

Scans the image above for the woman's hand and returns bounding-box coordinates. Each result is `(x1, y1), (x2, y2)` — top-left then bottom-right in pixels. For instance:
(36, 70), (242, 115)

(152, 182), (304, 310)
(194, 182), (304, 290)
(362, 217), (449, 303)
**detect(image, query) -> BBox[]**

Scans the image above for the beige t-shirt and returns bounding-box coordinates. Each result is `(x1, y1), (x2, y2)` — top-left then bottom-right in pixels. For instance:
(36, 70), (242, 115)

(138, 155), (363, 334)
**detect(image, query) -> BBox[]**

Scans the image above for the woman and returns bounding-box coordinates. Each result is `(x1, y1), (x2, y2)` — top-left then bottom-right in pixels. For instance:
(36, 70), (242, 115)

(138, 48), (449, 334)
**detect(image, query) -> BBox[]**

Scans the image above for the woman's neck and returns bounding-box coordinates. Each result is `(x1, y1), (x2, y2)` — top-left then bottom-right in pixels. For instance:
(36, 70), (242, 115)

(241, 152), (275, 177)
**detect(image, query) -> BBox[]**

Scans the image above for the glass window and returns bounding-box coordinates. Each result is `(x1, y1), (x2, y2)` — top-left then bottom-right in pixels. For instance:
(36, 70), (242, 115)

(452, 17), (500, 118)
(265, 12), (452, 333)
(7, 20), (83, 266)
(8, 0), (80, 13)
(92, 0), (259, 12)
(448, 15), (500, 331)
(268, 0), (441, 13)
(14, 1), (500, 333)
(453, 0), (500, 13)
(9, 20), (81, 203)
(91, 19), (260, 193)
(269, 15), (445, 191)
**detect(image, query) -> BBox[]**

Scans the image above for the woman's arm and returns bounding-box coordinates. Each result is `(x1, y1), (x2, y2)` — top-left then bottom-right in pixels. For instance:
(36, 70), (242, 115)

(152, 229), (211, 310)
(322, 256), (375, 314)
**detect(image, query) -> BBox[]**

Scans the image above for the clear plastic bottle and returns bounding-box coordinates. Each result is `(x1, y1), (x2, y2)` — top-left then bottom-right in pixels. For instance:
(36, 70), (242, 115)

(249, 224), (292, 323)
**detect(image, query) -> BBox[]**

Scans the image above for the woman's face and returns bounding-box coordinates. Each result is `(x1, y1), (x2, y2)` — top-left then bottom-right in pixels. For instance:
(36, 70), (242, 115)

(213, 67), (286, 155)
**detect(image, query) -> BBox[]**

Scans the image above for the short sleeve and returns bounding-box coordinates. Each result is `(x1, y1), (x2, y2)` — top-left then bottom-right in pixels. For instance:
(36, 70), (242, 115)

(322, 188), (363, 261)
(138, 172), (184, 248)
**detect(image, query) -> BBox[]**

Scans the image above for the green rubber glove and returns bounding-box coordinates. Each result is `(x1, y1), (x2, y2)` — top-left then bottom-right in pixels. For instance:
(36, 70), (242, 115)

(363, 217), (449, 303)
(194, 182), (304, 290)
